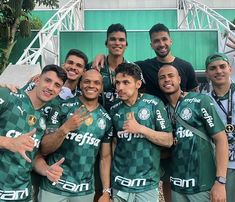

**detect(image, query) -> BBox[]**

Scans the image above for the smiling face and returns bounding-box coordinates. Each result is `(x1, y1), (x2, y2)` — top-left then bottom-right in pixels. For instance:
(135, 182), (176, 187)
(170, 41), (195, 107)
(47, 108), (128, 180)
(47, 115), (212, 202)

(158, 65), (181, 95)
(35, 71), (64, 103)
(106, 31), (127, 57)
(206, 60), (231, 87)
(150, 31), (172, 58)
(80, 70), (103, 101)
(63, 55), (85, 81)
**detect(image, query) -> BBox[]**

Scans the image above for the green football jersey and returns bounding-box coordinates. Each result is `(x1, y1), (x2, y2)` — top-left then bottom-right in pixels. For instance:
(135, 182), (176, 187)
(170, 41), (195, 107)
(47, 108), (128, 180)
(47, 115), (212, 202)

(41, 97), (113, 196)
(169, 92), (225, 194)
(0, 87), (46, 201)
(110, 93), (172, 193)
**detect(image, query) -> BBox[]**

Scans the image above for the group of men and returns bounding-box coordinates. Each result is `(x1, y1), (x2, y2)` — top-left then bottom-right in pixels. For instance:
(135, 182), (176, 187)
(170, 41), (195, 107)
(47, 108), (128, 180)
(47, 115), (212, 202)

(0, 22), (234, 202)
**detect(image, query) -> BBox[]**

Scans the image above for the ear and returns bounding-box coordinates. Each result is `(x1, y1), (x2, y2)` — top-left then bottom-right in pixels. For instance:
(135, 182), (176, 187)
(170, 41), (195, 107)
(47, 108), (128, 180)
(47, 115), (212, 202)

(136, 80), (142, 89)
(178, 75), (181, 85)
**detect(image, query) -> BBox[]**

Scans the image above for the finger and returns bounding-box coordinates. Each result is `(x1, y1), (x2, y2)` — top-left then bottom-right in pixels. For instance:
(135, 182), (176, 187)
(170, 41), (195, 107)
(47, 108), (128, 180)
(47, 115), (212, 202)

(74, 105), (87, 115)
(26, 128), (36, 136)
(130, 112), (135, 119)
(24, 144), (35, 151)
(46, 171), (61, 183)
(55, 157), (65, 166)
(20, 151), (31, 163)
(228, 35), (235, 43)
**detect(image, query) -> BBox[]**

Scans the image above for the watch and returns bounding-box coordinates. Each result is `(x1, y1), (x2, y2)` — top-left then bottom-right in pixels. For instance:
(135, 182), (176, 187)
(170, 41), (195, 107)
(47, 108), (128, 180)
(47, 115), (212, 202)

(102, 188), (112, 196)
(215, 176), (226, 184)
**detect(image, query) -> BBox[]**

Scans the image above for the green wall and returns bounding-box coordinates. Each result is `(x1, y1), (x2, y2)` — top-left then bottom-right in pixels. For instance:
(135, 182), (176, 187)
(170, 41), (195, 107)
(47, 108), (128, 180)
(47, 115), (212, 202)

(84, 10), (177, 30)
(215, 9), (235, 21)
(31, 10), (58, 26)
(59, 30), (218, 71)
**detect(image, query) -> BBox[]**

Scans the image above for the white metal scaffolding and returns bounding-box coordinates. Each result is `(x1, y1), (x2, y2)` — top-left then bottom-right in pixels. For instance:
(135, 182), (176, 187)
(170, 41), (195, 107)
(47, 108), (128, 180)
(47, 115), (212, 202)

(16, 0), (84, 67)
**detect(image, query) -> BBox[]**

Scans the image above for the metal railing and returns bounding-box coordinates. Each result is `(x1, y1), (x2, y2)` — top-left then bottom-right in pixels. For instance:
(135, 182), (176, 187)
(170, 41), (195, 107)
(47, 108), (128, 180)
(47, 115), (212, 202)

(16, 0), (84, 67)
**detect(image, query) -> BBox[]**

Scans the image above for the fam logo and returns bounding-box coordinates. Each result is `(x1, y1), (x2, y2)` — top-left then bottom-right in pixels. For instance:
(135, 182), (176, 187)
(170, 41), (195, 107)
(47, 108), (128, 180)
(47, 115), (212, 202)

(98, 118), (106, 130)
(39, 117), (46, 130)
(180, 108), (192, 120)
(138, 108), (150, 120)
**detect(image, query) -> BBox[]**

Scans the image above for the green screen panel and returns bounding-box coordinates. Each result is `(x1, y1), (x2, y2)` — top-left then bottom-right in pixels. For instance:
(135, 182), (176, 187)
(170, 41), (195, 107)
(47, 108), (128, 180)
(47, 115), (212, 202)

(215, 9), (235, 21)
(84, 10), (177, 30)
(31, 10), (58, 26)
(59, 30), (218, 71)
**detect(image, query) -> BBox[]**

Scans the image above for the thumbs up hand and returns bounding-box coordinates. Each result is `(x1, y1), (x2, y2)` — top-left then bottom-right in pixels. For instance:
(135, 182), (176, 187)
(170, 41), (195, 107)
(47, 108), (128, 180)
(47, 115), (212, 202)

(123, 112), (142, 134)
(46, 157), (64, 183)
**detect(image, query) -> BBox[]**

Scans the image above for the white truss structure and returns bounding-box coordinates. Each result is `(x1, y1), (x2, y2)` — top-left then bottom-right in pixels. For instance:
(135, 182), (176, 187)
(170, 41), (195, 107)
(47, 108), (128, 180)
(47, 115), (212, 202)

(177, 0), (235, 53)
(16, 0), (84, 67)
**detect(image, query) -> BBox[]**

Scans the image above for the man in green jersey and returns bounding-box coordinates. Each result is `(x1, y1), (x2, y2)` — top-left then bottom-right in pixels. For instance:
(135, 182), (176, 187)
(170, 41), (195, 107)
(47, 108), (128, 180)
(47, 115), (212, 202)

(110, 63), (173, 202)
(158, 64), (228, 202)
(87, 23), (128, 202)
(206, 53), (235, 202)
(38, 69), (113, 202)
(0, 64), (67, 201)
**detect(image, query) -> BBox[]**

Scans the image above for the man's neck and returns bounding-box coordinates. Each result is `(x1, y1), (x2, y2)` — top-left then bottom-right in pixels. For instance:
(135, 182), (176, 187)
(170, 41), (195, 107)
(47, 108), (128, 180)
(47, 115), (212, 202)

(79, 96), (99, 112)
(157, 53), (175, 63)
(124, 92), (139, 106)
(107, 55), (124, 71)
(64, 79), (78, 91)
(26, 90), (45, 110)
(166, 90), (183, 108)
(213, 82), (231, 97)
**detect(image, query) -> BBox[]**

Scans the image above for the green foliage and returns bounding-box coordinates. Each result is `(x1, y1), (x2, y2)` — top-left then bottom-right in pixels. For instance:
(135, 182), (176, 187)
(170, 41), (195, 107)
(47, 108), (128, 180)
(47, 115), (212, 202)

(30, 16), (42, 30)
(35, 0), (59, 9)
(0, 0), (58, 73)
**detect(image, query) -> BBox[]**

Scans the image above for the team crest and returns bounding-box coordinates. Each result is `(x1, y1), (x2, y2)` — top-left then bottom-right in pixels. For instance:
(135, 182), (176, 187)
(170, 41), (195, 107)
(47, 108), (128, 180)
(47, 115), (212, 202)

(138, 108), (150, 120)
(97, 118), (106, 130)
(28, 115), (37, 126)
(39, 117), (46, 130)
(85, 115), (93, 126)
(180, 108), (192, 120)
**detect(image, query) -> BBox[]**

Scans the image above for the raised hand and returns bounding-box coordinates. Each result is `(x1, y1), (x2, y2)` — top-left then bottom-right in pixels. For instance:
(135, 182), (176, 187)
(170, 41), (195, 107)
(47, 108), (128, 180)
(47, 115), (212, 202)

(46, 157), (64, 183)
(123, 112), (142, 134)
(7, 128), (36, 163)
(61, 105), (91, 133)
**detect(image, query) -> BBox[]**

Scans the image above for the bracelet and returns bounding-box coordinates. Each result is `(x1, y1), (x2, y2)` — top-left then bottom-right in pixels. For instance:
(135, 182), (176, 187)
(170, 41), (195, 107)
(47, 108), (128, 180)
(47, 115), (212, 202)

(102, 188), (112, 196)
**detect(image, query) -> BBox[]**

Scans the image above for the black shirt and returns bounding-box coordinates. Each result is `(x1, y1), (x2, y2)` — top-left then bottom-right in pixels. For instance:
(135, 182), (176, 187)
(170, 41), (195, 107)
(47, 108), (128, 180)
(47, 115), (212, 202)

(136, 57), (198, 102)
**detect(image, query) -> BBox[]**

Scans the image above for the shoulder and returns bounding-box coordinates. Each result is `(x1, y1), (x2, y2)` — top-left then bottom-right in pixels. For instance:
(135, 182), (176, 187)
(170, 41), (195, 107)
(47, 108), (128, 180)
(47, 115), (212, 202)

(173, 57), (193, 68)
(97, 106), (112, 122)
(135, 58), (156, 68)
(184, 92), (213, 103)
(110, 100), (123, 112)
(141, 93), (164, 106)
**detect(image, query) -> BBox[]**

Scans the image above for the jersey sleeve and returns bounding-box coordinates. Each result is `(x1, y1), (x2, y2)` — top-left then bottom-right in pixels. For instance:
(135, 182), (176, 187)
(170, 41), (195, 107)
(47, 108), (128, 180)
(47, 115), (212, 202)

(0, 87), (10, 112)
(101, 115), (113, 143)
(200, 95), (225, 137)
(154, 99), (172, 132)
(185, 63), (198, 90)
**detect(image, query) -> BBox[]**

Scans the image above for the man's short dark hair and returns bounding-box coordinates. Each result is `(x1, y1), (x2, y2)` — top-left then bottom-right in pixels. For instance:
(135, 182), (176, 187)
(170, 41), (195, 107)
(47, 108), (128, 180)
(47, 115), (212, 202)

(115, 63), (143, 81)
(65, 49), (88, 66)
(149, 23), (170, 38)
(41, 64), (67, 83)
(106, 23), (127, 39)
